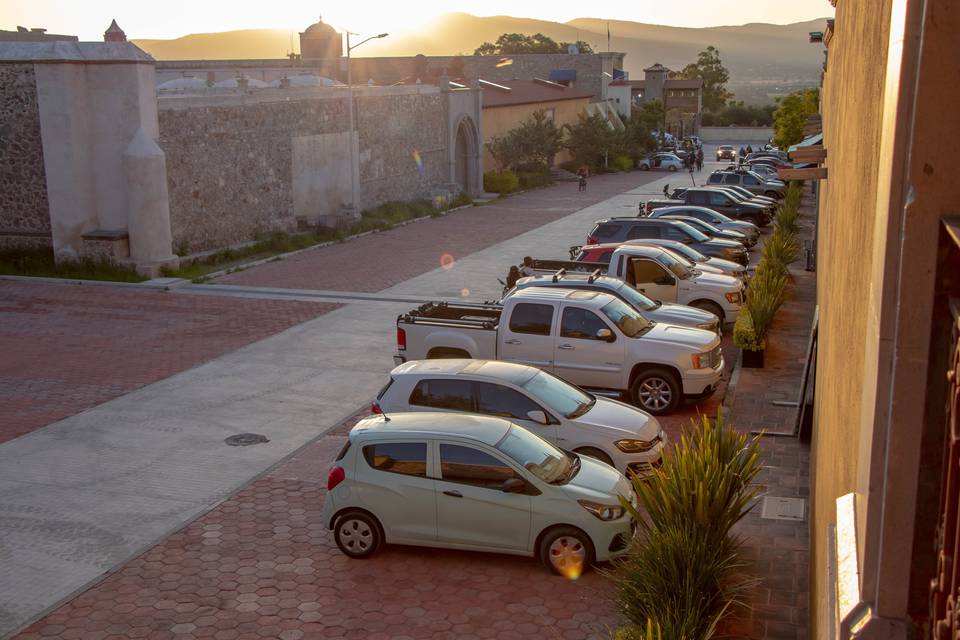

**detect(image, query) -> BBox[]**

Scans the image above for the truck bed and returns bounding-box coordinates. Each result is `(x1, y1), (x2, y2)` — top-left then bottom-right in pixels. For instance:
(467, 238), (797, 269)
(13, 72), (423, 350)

(515, 257), (607, 279)
(398, 301), (501, 330)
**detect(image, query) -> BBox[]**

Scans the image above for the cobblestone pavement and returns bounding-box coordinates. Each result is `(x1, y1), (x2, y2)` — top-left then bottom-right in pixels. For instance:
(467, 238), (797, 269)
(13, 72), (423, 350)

(720, 189), (816, 640)
(215, 172), (664, 292)
(0, 280), (340, 445)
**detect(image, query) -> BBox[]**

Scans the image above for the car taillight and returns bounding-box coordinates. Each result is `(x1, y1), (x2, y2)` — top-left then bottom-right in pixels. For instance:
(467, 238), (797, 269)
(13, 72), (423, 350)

(645, 202), (654, 214)
(396, 327), (406, 351)
(586, 236), (598, 245)
(370, 401), (382, 414)
(327, 466), (345, 491)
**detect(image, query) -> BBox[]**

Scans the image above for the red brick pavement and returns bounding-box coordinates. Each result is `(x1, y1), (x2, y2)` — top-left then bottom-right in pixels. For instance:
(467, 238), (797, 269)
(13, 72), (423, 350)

(215, 172), (663, 292)
(0, 280), (340, 445)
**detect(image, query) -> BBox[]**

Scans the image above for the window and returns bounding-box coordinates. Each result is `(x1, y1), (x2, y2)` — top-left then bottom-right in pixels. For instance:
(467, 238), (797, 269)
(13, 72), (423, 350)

(723, 174), (740, 185)
(560, 307), (610, 340)
(688, 192), (709, 205)
(592, 223), (618, 239)
(476, 383), (543, 420)
(630, 259), (669, 285)
(440, 444), (518, 488)
(595, 249), (614, 264)
(508, 303), (554, 336)
(626, 224), (659, 240)
(707, 174), (722, 184)
(708, 193), (730, 207)
(544, 108), (556, 121)
(743, 175), (760, 185)
(363, 442), (427, 477)
(663, 225), (693, 242)
(409, 379), (474, 411)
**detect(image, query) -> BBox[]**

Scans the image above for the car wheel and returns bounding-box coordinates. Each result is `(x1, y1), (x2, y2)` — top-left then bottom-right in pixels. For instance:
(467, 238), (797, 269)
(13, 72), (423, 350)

(690, 300), (725, 325)
(539, 526), (595, 578)
(573, 447), (614, 467)
(334, 511), (383, 559)
(631, 368), (681, 415)
(668, 165), (677, 172)
(639, 164), (649, 171)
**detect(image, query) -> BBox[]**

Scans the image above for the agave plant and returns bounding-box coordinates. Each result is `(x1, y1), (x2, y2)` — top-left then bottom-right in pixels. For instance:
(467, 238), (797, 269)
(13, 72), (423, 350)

(744, 264), (789, 342)
(761, 227), (801, 274)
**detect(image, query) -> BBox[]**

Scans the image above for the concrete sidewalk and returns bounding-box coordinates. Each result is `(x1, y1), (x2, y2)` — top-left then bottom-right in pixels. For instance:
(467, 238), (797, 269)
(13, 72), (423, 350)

(0, 170), (690, 637)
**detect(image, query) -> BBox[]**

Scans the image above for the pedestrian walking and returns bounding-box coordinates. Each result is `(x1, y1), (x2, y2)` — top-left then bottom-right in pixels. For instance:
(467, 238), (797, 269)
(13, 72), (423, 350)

(577, 167), (588, 192)
(746, 144), (754, 154)
(696, 149), (704, 171)
(739, 146), (747, 159)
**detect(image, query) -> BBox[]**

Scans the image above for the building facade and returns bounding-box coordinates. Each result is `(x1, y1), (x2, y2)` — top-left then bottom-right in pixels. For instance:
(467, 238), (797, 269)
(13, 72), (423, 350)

(607, 62), (703, 135)
(808, 0), (959, 637)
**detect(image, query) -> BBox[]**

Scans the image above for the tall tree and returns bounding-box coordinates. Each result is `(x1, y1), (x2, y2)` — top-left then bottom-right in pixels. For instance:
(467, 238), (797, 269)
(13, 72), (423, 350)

(673, 46), (733, 113)
(487, 110), (564, 171)
(772, 88), (820, 148)
(474, 33), (594, 56)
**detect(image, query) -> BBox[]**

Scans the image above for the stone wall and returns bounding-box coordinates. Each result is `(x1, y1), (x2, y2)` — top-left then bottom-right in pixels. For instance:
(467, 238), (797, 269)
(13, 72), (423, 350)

(158, 87), (450, 253)
(0, 63), (50, 246)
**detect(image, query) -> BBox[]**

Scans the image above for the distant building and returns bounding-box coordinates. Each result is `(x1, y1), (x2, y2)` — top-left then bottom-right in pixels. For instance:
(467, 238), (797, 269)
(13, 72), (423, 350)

(0, 26), (78, 43)
(299, 17), (341, 61)
(607, 62), (704, 135)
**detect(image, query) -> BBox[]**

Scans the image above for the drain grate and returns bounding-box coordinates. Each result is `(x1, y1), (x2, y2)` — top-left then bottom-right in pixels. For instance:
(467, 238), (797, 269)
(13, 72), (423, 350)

(760, 496), (806, 521)
(224, 433), (270, 447)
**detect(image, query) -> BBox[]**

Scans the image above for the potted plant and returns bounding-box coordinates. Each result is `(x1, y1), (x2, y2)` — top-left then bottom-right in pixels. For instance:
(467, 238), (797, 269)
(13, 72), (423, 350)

(734, 313), (765, 368)
(735, 266), (788, 368)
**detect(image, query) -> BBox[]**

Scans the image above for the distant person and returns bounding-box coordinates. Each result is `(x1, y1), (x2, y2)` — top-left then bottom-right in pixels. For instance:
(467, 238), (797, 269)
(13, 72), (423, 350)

(577, 167), (588, 192)
(746, 144), (754, 154)
(696, 149), (704, 171)
(739, 146), (747, 159)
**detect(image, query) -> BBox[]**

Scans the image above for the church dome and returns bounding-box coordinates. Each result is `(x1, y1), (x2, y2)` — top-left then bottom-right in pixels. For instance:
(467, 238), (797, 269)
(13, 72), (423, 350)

(303, 18), (337, 35)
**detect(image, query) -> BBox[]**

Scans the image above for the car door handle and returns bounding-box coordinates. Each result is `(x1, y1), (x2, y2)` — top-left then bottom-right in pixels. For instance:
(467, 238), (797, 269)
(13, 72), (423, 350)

(443, 490), (463, 498)
(504, 339), (521, 345)
(558, 344), (575, 350)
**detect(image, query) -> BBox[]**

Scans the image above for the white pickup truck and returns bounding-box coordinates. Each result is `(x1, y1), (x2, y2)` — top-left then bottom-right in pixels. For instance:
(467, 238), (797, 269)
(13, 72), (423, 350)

(394, 287), (724, 415)
(510, 244), (745, 325)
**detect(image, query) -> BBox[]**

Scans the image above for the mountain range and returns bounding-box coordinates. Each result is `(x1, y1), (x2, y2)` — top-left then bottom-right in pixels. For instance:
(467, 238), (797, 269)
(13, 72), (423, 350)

(133, 12), (829, 104)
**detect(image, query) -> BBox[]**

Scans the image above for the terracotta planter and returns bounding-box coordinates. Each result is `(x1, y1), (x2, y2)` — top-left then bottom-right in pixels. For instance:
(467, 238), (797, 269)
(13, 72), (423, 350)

(742, 348), (765, 368)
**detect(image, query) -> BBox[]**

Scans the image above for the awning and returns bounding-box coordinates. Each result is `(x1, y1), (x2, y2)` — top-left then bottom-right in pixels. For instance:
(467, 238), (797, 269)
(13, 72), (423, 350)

(788, 132), (823, 153)
(548, 69), (577, 82)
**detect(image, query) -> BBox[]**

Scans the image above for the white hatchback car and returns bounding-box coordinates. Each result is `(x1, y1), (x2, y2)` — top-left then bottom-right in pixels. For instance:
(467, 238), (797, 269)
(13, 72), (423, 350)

(375, 359), (666, 476)
(322, 412), (635, 575)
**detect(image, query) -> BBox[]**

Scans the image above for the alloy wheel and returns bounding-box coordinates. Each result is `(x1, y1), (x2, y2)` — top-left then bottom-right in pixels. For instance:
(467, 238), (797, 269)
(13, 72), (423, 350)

(638, 377), (672, 412)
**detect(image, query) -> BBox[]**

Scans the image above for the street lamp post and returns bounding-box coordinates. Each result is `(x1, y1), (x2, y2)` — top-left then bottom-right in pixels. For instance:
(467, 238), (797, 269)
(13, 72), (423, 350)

(345, 31), (388, 220)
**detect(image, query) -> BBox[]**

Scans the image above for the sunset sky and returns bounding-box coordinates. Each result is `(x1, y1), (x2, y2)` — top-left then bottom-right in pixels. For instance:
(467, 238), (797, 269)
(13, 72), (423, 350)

(2, 0), (834, 42)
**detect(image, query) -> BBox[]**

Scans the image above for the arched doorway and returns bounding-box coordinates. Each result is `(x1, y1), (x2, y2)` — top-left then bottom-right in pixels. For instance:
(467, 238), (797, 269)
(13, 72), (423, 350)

(453, 117), (478, 195)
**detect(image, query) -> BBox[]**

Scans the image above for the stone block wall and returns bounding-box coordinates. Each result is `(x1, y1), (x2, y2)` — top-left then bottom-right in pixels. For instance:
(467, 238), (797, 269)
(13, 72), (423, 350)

(0, 63), (51, 247)
(158, 88), (449, 254)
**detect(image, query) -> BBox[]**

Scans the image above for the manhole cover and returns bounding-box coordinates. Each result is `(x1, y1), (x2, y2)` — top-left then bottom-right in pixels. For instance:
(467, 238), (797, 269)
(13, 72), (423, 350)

(761, 496), (806, 521)
(224, 433), (270, 447)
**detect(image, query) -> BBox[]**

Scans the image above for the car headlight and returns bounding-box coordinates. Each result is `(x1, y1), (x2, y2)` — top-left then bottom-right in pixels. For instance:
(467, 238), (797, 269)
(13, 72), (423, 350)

(578, 500), (625, 521)
(725, 291), (741, 303)
(696, 321), (716, 331)
(615, 437), (660, 453)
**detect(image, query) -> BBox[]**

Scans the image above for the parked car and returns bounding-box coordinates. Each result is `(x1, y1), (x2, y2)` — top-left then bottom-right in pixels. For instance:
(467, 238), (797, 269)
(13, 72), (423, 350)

(671, 185), (777, 211)
(395, 287), (725, 414)
(619, 238), (748, 282)
(647, 205), (760, 246)
(716, 145), (736, 161)
(706, 170), (786, 199)
(637, 153), (684, 172)
(642, 187), (772, 226)
(505, 272), (722, 334)
(322, 412), (635, 575)
(586, 217), (750, 265)
(514, 243), (745, 324)
(655, 215), (750, 247)
(574, 242), (732, 277)
(742, 163), (781, 180)
(376, 359), (667, 474)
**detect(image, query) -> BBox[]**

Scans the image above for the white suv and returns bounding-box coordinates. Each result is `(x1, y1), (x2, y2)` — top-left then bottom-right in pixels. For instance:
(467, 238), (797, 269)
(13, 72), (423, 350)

(322, 412), (635, 576)
(375, 359), (666, 476)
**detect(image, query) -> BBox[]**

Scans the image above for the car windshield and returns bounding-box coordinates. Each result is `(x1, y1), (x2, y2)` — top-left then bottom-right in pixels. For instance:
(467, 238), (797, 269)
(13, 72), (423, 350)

(662, 241), (708, 262)
(601, 298), (654, 337)
(522, 371), (596, 419)
(613, 281), (659, 310)
(496, 425), (576, 484)
(673, 221), (710, 242)
(658, 248), (695, 279)
(658, 246), (696, 269)
(702, 209), (732, 223)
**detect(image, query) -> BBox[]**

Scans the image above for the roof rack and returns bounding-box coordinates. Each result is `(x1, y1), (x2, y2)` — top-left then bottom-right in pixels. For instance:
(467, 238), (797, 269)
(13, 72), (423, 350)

(587, 269), (601, 283)
(552, 268), (567, 283)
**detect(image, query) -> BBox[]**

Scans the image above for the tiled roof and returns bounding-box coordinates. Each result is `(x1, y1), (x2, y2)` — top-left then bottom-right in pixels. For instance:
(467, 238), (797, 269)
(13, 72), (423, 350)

(608, 78), (703, 90)
(480, 78), (594, 108)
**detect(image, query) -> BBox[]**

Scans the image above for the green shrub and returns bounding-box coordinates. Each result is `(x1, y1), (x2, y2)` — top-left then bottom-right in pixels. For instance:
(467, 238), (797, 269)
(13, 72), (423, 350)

(612, 155), (634, 172)
(612, 622), (662, 640)
(761, 227), (801, 275)
(733, 311), (763, 351)
(744, 264), (789, 342)
(610, 411), (762, 639)
(516, 170), (553, 190)
(483, 170), (520, 193)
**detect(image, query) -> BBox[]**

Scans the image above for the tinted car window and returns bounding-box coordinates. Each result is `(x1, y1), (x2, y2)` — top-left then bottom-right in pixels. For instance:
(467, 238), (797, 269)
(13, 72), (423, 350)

(509, 303), (553, 336)
(707, 174), (722, 184)
(409, 379), (474, 411)
(592, 223), (618, 239)
(626, 224), (659, 239)
(560, 307), (609, 340)
(663, 225), (692, 242)
(743, 175), (760, 185)
(476, 383), (543, 420)
(708, 193), (730, 206)
(440, 444), (518, 489)
(688, 192), (709, 205)
(630, 259), (669, 284)
(363, 442), (427, 477)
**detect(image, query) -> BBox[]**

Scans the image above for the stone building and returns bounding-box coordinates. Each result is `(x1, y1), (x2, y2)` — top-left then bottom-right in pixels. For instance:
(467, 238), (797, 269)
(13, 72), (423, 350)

(607, 62), (704, 135)
(804, 0), (960, 637)
(0, 23), (483, 273)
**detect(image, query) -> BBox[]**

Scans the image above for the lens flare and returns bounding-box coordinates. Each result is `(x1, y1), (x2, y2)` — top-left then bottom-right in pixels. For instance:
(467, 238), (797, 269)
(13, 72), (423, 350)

(460, 288), (470, 297)
(412, 149), (425, 176)
(496, 57), (514, 68)
(440, 253), (456, 270)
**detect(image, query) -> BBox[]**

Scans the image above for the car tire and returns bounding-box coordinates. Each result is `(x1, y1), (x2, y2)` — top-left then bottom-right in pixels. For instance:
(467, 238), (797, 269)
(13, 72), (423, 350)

(333, 510), (383, 559)
(639, 164), (649, 171)
(539, 526), (596, 577)
(573, 447), (614, 467)
(631, 368), (681, 415)
(690, 300), (725, 325)
(668, 165), (677, 172)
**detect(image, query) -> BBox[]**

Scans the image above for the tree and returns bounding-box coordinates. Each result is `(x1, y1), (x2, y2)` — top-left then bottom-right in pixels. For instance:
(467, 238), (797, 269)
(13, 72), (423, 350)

(473, 33), (594, 56)
(486, 110), (564, 171)
(772, 88), (820, 148)
(563, 112), (617, 170)
(562, 40), (594, 54)
(673, 46), (733, 113)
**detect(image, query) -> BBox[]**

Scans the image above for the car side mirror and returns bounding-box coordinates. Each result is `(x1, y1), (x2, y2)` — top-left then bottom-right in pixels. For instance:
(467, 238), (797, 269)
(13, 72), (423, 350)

(595, 328), (615, 342)
(501, 478), (527, 494)
(526, 410), (549, 425)
(655, 275), (676, 286)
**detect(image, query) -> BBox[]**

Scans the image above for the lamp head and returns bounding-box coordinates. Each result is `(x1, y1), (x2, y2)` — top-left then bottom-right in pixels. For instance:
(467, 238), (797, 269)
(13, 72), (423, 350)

(378, 33), (389, 38)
